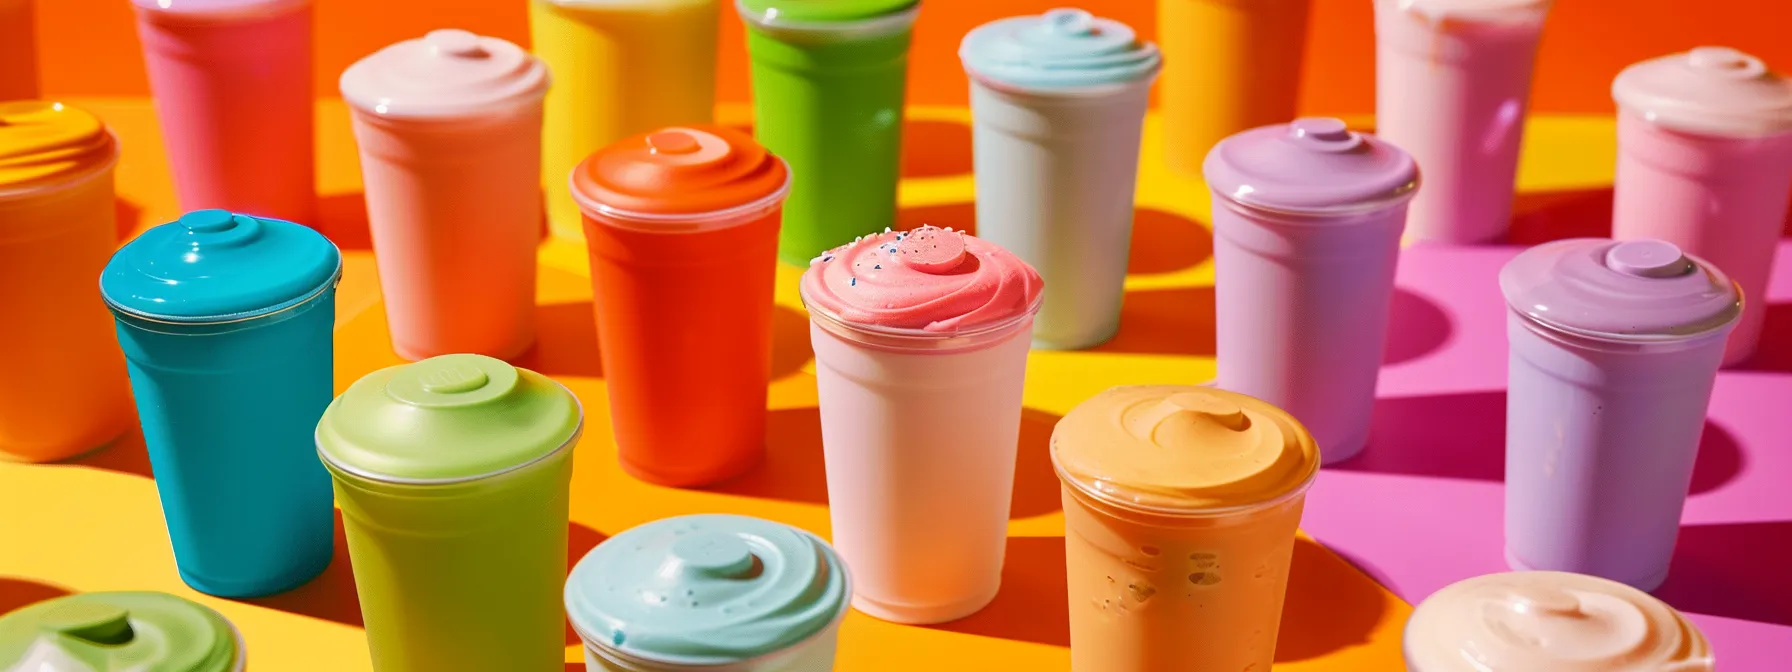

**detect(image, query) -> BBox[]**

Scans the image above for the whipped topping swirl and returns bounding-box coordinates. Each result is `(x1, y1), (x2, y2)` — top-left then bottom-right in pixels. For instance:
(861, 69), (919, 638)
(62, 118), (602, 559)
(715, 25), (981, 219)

(799, 226), (1044, 334)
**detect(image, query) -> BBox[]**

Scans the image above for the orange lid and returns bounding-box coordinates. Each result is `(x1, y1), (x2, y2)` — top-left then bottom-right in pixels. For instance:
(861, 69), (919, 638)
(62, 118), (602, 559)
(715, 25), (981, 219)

(569, 125), (790, 224)
(0, 101), (117, 196)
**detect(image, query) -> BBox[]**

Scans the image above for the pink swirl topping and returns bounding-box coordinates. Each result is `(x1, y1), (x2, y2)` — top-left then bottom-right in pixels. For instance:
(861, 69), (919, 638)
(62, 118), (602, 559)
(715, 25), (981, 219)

(799, 226), (1044, 333)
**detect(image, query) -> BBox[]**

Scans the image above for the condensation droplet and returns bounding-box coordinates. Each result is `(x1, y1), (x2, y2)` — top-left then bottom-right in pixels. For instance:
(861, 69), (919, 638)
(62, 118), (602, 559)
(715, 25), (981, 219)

(1140, 545), (1160, 556)
(1128, 583), (1157, 602)
(1189, 572), (1222, 586)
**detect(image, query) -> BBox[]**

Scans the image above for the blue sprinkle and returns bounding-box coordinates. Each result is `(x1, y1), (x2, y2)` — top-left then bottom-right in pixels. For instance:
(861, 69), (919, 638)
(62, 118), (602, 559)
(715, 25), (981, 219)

(850, 277), (857, 287)
(874, 264), (882, 270)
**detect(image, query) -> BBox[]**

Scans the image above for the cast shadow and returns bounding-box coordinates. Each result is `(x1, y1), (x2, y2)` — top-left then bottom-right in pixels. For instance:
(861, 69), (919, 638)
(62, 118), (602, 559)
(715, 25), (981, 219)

(1089, 286), (1217, 356)
(712, 407), (1064, 520)
(515, 301), (603, 379)
(116, 197), (143, 241)
(1739, 303), (1792, 373)
(236, 509), (362, 626)
(1506, 187), (1615, 245)
(769, 305), (815, 380)
(927, 536), (1384, 663)
(1336, 391), (1744, 495)
(64, 428), (155, 480)
(894, 203), (1214, 275)
(565, 523), (609, 647)
(1656, 520), (1792, 626)
(313, 193), (374, 251)
(1382, 288), (1453, 366)
(0, 576), (73, 614)
(726, 119), (975, 180)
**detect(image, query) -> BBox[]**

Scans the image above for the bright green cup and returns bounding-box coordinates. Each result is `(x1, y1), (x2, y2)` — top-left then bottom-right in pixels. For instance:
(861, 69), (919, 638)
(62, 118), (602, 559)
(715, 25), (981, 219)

(316, 354), (582, 672)
(736, 0), (920, 264)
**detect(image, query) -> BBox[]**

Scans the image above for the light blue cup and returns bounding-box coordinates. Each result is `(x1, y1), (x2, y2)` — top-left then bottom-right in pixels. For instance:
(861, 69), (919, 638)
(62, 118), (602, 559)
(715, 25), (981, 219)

(566, 514), (851, 672)
(100, 209), (341, 598)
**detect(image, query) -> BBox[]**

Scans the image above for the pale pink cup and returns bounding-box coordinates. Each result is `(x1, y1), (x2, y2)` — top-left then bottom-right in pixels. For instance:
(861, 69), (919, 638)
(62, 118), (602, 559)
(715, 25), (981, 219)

(1611, 46), (1792, 367)
(1373, 0), (1551, 244)
(340, 30), (550, 361)
(799, 226), (1043, 625)
(132, 0), (316, 224)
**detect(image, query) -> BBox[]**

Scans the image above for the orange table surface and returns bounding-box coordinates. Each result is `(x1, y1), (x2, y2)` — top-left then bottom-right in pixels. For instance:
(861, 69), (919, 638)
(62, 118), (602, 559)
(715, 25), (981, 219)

(0, 98), (1418, 670)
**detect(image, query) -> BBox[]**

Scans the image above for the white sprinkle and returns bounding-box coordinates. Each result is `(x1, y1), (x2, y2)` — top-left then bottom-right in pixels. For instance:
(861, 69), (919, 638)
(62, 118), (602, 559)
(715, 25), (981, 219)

(884, 227), (892, 233)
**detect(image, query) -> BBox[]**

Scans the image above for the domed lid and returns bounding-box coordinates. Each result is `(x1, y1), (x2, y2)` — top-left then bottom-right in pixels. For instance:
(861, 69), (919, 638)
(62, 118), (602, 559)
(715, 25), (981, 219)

(1051, 385), (1320, 513)
(566, 514), (849, 666)
(1203, 117), (1420, 217)
(339, 29), (550, 120)
(1613, 46), (1792, 138)
(1498, 238), (1742, 341)
(129, 0), (308, 21)
(959, 9), (1161, 91)
(100, 210), (341, 324)
(316, 354), (582, 483)
(1404, 571), (1714, 672)
(0, 592), (239, 672)
(570, 125), (790, 224)
(0, 101), (117, 197)
(736, 0), (918, 24)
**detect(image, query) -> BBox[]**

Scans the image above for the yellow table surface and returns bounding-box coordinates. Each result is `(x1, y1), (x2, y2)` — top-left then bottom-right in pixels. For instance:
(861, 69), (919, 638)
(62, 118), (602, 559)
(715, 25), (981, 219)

(0, 99), (1613, 670)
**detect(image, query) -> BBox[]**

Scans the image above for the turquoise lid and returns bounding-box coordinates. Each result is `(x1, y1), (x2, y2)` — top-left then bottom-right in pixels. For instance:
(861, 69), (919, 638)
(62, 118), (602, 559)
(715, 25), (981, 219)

(565, 514), (849, 666)
(101, 209), (341, 323)
(960, 8), (1161, 91)
(0, 592), (239, 672)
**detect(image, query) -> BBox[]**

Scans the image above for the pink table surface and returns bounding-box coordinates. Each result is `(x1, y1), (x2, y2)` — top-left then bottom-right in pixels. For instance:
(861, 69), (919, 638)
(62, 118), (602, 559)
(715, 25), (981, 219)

(1303, 206), (1792, 668)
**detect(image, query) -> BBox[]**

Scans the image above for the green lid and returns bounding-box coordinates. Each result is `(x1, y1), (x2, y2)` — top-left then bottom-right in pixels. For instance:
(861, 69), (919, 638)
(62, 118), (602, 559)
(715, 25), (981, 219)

(315, 354), (583, 483)
(736, 0), (919, 23)
(0, 592), (239, 672)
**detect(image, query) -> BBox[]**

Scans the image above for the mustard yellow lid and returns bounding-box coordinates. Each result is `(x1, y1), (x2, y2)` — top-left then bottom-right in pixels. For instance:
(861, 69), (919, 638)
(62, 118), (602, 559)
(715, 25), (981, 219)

(1051, 385), (1320, 513)
(0, 101), (116, 196)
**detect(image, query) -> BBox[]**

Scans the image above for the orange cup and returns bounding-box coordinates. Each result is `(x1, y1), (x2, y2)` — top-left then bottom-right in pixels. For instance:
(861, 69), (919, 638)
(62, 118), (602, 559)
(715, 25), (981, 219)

(0, 0), (38, 101)
(570, 125), (790, 487)
(0, 102), (134, 462)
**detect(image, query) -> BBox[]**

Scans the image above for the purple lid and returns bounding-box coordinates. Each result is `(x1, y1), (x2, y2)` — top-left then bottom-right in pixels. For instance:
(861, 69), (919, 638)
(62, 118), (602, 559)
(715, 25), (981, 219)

(1202, 117), (1420, 216)
(1498, 238), (1742, 341)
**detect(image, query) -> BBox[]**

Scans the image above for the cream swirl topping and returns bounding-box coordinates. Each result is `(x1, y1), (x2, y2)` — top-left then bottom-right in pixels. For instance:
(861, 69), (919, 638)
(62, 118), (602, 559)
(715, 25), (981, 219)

(799, 226), (1043, 333)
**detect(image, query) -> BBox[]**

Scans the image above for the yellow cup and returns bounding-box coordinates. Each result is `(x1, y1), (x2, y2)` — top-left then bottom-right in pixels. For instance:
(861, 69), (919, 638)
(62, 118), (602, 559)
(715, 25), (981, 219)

(529, 0), (719, 241)
(1157, 0), (1312, 174)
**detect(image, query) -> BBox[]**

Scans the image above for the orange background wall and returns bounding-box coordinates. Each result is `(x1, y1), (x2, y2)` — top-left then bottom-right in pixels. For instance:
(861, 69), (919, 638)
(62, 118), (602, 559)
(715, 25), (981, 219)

(29, 0), (1791, 115)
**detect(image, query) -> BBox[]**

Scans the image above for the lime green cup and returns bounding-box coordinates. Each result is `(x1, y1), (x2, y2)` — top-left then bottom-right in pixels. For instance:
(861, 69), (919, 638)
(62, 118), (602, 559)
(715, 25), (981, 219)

(0, 591), (243, 671)
(316, 354), (582, 672)
(736, 0), (920, 264)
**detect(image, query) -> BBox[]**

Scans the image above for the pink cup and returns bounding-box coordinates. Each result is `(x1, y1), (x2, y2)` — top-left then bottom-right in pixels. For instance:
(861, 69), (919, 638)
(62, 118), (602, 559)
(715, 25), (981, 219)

(1611, 46), (1792, 367)
(340, 30), (551, 361)
(132, 0), (316, 224)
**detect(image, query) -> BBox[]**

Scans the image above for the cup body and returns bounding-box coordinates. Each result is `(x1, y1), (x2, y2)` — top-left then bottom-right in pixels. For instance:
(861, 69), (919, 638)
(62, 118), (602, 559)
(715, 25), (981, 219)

(1611, 111), (1792, 366)
(531, 0), (718, 241)
(1503, 312), (1730, 591)
(1062, 483), (1306, 671)
(133, 2), (316, 223)
(329, 448), (574, 672)
(580, 202), (783, 486)
(1373, 0), (1548, 244)
(583, 616), (841, 672)
(968, 77), (1151, 350)
(348, 100), (545, 361)
(741, 8), (915, 264)
(112, 291), (338, 597)
(1157, 0), (1310, 173)
(0, 165), (134, 462)
(807, 318), (1032, 624)
(1212, 202), (1408, 464)
(0, 0), (38, 100)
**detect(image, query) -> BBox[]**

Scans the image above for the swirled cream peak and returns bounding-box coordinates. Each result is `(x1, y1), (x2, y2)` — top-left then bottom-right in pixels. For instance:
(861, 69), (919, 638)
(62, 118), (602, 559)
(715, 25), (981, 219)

(1405, 571), (1714, 672)
(800, 226), (1043, 333)
(1051, 386), (1319, 511)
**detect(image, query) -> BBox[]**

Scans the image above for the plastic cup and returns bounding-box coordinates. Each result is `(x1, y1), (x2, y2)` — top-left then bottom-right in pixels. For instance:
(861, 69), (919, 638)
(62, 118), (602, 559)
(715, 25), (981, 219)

(341, 30), (550, 361)
(100, 209), (341, 598)
(316, 354), (582, 672)
(1500, 238), (1742, 591)
(0, 0), (38, 100)
(1404, 571), (1715, 671)
(737, 0), (919, 264)
(960, 9), (1161, 350)
(566, 514), (851, 672)
(1053, 385), (1320, 671)
(1611, 46), (1792, 367)
(799, 225), (1043, 624)
(1205, 118), (1420, 465)
(531, 0), (719, 242)
(1373, 0), (1551, 244)
(0, 591), (245, 671)
(570, 125), (789, 486)
(1157, 0), (1311, 174)
(131, 0), (316, 224)
(0, 101), (134, 463)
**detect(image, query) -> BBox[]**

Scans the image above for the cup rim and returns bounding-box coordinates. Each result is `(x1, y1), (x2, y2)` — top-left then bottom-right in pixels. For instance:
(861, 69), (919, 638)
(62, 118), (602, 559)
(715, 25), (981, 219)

(734, 0), (920, 36)
(1052, 457), (1319, 520)
(102, 255), (345, 328)
(0, 130), (119, 203)
(569, 163), (793, 234)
